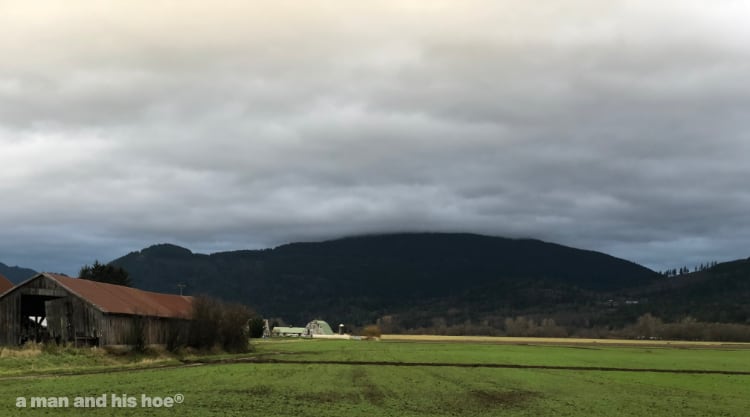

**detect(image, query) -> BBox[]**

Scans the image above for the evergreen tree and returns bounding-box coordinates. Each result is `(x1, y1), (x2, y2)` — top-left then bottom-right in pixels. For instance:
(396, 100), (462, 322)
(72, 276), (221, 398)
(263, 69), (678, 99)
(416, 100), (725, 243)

(79, 260), (132, 287)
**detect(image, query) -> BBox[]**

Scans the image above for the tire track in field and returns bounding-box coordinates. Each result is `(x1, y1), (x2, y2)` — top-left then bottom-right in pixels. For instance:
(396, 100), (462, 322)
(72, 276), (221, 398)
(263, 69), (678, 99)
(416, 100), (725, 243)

(219, 358), (750, 376)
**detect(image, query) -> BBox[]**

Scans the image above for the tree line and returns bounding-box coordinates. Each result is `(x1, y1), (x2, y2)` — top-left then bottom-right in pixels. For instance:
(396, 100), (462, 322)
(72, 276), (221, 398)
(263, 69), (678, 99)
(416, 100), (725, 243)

(386, 314), (750, 342)
(659, 261), (719, 277)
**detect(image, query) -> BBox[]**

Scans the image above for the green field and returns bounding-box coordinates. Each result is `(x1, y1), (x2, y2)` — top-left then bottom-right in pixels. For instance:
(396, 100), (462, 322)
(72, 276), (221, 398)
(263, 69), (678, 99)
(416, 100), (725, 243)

(0, 338), (748, 416)
(253, 338), (750, 372)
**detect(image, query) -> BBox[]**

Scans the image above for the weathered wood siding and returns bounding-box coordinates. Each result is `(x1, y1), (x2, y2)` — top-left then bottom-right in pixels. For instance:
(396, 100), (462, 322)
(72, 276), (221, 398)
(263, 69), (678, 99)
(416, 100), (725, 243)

(46, 296), (105, 344)
(0, 287), (22, 345)
(98, 315), (190, 346)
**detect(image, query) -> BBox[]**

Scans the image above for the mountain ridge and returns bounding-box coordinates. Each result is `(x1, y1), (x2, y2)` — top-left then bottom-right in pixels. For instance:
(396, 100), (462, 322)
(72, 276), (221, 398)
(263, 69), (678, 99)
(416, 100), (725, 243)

(5, 233), (749, 331)
(0, 262), (38, 283)
(110, 232), (660, 326)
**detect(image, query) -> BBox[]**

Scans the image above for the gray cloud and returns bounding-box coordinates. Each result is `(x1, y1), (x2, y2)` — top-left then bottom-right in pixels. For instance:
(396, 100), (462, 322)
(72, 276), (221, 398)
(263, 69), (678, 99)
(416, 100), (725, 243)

(2, 1), (750, 274)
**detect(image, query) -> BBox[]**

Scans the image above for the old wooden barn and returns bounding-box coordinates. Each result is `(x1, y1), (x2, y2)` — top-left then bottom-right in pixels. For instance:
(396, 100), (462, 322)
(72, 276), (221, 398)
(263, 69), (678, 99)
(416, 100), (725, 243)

(0, 272), (193, 347)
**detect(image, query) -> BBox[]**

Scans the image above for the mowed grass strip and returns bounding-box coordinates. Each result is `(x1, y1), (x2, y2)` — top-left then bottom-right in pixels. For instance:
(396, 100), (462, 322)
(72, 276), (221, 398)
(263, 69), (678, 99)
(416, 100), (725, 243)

(253, 338), (750, 373)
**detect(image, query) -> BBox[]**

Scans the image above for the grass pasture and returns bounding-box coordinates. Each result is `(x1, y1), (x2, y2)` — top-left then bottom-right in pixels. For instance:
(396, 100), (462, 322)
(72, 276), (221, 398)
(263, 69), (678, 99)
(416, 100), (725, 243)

(252, 336), (750, 373)
(0, 337), (748, 416)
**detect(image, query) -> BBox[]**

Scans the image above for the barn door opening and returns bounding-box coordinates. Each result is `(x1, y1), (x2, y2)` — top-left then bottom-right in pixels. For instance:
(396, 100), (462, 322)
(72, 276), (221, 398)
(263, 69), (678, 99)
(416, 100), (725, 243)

(19, 294), (62, 344)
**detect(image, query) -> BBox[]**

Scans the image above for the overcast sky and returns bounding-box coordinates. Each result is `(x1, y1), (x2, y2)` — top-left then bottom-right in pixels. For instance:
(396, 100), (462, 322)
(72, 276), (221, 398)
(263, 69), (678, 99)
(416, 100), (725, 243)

(2, 1), (750, 275)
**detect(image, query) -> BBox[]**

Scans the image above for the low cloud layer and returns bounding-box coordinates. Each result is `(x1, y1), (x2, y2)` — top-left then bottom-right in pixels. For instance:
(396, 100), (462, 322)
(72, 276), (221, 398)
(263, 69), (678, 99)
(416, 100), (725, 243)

(2, 1), (750, 274)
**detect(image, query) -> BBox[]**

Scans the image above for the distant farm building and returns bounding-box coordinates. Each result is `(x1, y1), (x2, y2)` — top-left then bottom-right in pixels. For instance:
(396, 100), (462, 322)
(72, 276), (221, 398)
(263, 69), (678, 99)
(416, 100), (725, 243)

(0, 273), (193, 347)
(271, 326), (305, 337)
(0, 274), (13, 294)
(304, 320), (334, 336)
(271, 320), (355, 340)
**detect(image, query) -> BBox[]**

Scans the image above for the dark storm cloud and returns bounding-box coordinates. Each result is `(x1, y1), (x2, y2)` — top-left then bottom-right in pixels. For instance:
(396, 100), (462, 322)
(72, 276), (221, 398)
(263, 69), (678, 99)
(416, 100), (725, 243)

(2, 1), (750, 274)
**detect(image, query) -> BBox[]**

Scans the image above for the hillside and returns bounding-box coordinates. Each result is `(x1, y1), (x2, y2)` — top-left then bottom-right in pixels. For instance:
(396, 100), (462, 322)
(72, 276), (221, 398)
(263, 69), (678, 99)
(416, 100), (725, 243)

(110, 233), (659, 326)
(620, 257), (750, 324)
(0, 262), (37, 283)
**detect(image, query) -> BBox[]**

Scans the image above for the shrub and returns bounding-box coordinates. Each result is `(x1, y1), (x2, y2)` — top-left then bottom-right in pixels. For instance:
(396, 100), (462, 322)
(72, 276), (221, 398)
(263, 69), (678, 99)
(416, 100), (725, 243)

(248, 317), (265, 339)
(219, 303), (254, 352)
(189, 296), (223, 349)
(362, 325), (382, 339)
(188, 296), (254, 352)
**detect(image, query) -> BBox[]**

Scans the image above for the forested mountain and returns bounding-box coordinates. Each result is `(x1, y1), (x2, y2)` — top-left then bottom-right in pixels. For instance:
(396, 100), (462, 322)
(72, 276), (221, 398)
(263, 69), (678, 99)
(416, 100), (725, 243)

(618, 257), (750, 324)
(110, 233), (660, 327)
(0, 262), (37, 283)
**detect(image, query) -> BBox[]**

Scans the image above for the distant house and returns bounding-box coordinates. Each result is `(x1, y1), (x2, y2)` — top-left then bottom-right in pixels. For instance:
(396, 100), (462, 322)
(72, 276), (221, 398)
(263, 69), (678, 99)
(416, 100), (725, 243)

(0, 274), (13, 294)
(271, 326), (305, 337)
(0, 272), (193, 347)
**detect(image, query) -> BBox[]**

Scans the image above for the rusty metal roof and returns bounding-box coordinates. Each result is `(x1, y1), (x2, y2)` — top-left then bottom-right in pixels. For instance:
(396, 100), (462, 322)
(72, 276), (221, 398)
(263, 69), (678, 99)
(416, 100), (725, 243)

(0, 274), (13, 294)
(44, 273), (193, 319)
